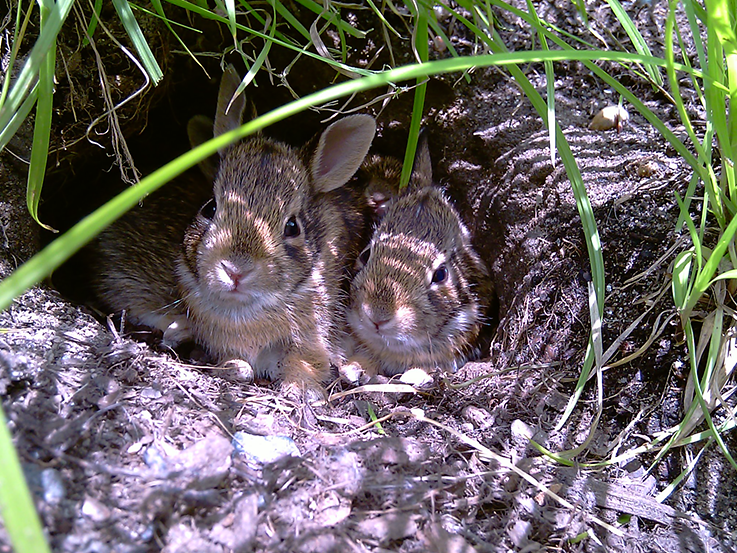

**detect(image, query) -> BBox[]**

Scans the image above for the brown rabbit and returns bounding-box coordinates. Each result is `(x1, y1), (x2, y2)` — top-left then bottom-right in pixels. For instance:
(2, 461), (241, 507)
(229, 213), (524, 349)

(93, 66), (376, 396)
(344, 132), (492, 381)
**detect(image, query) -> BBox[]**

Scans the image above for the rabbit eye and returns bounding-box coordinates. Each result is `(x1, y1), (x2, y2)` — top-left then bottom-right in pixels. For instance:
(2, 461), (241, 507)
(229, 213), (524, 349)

(284, 216), (301, 238)
(200, 198), (217, 220)
(431, 264), (448, 284)
(358, 247), (371, 267)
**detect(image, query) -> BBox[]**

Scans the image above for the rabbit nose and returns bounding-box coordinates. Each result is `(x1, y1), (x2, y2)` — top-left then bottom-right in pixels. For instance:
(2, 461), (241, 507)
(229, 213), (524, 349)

(220, 259), (250, 288)
(363, 304), (392, 332)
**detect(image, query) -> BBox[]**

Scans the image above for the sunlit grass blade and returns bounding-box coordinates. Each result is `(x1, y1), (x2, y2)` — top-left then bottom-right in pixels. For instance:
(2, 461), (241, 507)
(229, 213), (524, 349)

(147, 0), (207, 75)
(0, 0), (74, 153)
(0, 405), (51, 553)
(111, 0), (164, 84)
(604, 0), (663, 86)
(704, 0), (737, 203)
(526, 0), (556, 167)
(83, 0), (103, 47)
(0, 0), (33, 111)
(235, 13), (275, 95)
(26, 0), (56, 232)
(0, 84), (38, 149)
(292, 0), (366, 39)
(400, 1), (428, 189)
(163, 0), (374, 76)
(223, 0), (236, 40)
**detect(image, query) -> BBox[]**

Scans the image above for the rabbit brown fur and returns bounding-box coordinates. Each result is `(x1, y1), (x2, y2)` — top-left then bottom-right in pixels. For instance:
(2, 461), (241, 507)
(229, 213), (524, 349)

(345, 133), (491, 379)
(355, 154), (403, 222)
(93, 173), (210, 346)
(93, 66), (376, 395)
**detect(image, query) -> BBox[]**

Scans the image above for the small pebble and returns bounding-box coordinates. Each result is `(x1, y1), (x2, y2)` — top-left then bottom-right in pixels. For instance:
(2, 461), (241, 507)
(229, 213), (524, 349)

(232, 432), (301, 466)
(589, 105), (629, 132)
(511, 419), (534, 442)
(140, 387), (162, 400)
(82, 496), (111, 522)
(41, 468), (65, 504)
(399, 368), (433, 388)
(356, 513), (418, 542)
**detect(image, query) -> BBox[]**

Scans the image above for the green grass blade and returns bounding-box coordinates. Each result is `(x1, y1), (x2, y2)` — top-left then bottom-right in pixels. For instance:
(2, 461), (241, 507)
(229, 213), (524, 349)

(0, 0), (74, 152)
(684, 213), (737, 315)
(0, 84), (38, 149)
(292, 0), (366, 39)
(26, 0), (56, 232)
(268, 0), (310, 42)
(0, 0), (33, 111)
(672, 250), (694, 311)
(111, 0), (164, 84)
(400, 2), (428, 189)
(705, 0), (737, 201)
(604, 0), (663, 86)
(224, 0), (237, 39)
(147, 0), (207, 74)
(525, 0), (556, 166)
(365, 0), (402, 39)
(0, 405), (51, 553)
(82, 0), (103, 47)
(163, 0), (374, 77)
(235, 13), (275, 93)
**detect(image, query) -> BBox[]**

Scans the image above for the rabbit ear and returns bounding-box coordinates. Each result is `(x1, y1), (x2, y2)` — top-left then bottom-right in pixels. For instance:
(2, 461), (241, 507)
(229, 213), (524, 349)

(310, 114), (376, 192)
(187, 115), (218, 179)
(214, 65), (249, 139)
(408, 129), (433, 190)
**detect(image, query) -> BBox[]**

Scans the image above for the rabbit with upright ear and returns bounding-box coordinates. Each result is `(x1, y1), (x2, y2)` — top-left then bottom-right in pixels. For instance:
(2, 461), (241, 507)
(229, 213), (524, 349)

(175, 66), (375, 396)
(93, 66), (376, 397)
(344, 132), (492, 381)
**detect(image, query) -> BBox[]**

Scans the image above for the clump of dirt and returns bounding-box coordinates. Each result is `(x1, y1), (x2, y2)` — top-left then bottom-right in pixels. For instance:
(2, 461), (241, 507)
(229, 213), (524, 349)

(1, 1), (736, 552)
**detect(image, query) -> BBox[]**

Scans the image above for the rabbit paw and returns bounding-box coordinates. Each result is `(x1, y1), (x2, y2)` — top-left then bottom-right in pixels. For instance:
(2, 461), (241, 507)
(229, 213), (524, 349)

(339, 360), (367, 386)
(221, 358), (255, 383)
(160, 318), (193, 349)
(281, 380), (325, 405)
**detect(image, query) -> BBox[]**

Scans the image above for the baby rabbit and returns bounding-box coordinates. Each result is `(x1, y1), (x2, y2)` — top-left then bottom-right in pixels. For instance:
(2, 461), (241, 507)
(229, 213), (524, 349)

(354, 154), (402, 222)
(93, 66), (376, 396)
(344, 132), (492, 380)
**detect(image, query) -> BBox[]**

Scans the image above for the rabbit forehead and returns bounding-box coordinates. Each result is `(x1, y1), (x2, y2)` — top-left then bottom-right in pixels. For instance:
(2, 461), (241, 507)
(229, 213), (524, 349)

(379, 188), (463, 251)
(373, 231), (442, 263)
(215, 139), (309, 215)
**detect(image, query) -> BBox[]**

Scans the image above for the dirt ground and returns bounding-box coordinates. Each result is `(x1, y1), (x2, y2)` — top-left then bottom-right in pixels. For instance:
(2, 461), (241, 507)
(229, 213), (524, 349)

(1, 1), (736, 552)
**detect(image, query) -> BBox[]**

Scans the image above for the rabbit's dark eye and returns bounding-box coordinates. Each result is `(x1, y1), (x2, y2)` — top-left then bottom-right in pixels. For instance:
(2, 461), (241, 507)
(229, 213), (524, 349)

(431, 264), (448, 284)
(358, 247), (371, 266)
(284, 216), (301, 238)
(200, 198), (217, 220)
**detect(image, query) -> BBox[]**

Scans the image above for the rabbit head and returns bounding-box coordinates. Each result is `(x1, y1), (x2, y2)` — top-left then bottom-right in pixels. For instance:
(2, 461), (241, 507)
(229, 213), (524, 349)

(355, 154), (403, 222)
(347, 132), (491, 376)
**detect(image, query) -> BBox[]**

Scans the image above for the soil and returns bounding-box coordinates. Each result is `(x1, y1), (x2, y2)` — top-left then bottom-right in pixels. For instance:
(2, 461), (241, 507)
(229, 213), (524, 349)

(1, 1), (736, 552)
